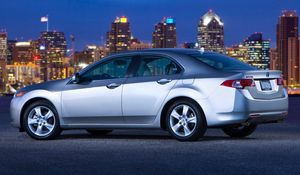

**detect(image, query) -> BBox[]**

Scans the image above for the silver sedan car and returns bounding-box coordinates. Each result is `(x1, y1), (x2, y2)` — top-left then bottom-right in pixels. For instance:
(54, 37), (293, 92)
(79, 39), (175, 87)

(10, 49), (288, 141)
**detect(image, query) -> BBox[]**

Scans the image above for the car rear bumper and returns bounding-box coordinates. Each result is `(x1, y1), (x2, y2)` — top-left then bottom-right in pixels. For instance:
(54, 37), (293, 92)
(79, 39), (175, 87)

(202, 87), (289, 127)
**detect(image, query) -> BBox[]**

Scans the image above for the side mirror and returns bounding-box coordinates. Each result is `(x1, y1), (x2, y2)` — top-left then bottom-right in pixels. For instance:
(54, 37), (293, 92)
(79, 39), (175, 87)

(71, 73), (80, 84)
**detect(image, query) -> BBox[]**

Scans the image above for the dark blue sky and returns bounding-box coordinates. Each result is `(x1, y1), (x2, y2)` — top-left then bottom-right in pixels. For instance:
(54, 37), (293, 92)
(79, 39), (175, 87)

(0, 0), (299, 50)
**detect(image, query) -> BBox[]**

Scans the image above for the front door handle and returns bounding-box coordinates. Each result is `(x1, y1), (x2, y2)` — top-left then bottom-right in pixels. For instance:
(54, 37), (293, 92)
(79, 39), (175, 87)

(106, 83), (121, 89)
(157, 79), (172, 85)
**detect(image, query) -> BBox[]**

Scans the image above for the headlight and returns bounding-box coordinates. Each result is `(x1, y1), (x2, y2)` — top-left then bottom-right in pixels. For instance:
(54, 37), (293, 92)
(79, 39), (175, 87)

(15, 91), (26, 97)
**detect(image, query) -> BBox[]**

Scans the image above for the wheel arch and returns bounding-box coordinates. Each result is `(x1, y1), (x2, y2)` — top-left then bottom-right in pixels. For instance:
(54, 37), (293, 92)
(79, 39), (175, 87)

(19, 97), (57, 132)
(160, 96), (207, 130)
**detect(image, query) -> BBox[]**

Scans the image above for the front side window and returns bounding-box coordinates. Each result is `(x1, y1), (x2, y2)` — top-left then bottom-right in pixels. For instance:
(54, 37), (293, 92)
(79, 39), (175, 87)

(136, 56), (181, 77)
(81, 57), (131, 81)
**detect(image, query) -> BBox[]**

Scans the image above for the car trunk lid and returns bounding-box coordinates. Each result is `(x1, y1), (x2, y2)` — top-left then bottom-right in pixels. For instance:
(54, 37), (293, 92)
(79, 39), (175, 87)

(241, 70), (285, 100)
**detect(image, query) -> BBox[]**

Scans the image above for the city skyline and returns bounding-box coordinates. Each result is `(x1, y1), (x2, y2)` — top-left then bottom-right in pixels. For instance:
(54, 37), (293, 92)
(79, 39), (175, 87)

(0, 0), (299, 50)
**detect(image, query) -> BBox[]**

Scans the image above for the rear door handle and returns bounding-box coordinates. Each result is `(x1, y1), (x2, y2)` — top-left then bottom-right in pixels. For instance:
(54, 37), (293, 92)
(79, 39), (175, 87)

(106, 83), (121, 89)
(157, 79), (172, 85)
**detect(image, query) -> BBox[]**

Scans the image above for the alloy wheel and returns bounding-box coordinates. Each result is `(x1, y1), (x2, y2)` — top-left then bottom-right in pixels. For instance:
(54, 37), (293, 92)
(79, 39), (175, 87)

(169, 104), (197, 137)
(27, 106), (56, 137)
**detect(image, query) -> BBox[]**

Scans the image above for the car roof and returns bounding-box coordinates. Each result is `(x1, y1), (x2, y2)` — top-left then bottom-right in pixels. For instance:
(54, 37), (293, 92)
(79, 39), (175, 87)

(115, 48), (218, 56)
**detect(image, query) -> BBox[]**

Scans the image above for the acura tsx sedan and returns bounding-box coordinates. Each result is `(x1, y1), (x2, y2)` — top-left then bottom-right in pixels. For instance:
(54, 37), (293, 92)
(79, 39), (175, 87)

(10, 49), (288, 141)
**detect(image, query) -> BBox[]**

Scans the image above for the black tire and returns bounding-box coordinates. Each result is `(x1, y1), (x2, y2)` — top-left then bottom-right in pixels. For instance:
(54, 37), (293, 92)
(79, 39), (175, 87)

(23, 100), (61, 140)
(222, 124), (257, 138)
(86, 129), (113, 135)
(166, 99), (207, 141)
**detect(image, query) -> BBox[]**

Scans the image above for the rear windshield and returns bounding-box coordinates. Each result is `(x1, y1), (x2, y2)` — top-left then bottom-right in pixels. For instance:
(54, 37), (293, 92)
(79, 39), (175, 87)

(189, 53), (256, 71)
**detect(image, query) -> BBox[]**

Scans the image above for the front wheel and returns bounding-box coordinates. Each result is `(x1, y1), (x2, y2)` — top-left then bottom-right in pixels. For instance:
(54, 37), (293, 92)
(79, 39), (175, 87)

(23, 100), (61, 140)
(222, 124), (257, 138)
(166, 99), (207, 141)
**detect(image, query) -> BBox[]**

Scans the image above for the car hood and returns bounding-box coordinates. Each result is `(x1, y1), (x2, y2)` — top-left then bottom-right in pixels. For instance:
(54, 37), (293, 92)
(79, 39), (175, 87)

(19, 78), (71, 93)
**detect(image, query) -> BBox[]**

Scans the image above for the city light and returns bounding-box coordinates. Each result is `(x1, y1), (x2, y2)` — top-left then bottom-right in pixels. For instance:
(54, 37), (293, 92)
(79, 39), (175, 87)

(15, 42), (30, 46)
(120, 17), (127, 23)
(166, 18), (174, 24)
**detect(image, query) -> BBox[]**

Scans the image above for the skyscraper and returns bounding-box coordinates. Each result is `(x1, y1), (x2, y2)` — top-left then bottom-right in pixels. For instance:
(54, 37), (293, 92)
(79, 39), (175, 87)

(197, 10), (224, 53)
(0, 32), (7, 92)
(39, 31), (67, 81)
(276, 10), (299, 86)
(106, 16), (131, 54)
(244, 33), (270, 69)
(152, 17), (177, 48)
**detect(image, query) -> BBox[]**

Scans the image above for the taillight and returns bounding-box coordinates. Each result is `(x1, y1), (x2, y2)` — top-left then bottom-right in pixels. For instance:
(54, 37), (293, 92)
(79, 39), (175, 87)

(277, 78), (284, 85)
(221, 79), (255, 89)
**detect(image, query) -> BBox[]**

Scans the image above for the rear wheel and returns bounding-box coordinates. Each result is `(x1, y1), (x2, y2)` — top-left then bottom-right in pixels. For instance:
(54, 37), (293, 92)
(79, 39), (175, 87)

(222, 124), (257, 138)
(23, 100), (61, 140)
(166, 99), (207, 141)
(86, 129), (113, 135)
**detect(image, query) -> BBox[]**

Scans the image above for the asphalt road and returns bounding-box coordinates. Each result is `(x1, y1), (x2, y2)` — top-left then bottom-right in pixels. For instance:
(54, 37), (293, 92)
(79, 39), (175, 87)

(0, 97), (299, 175)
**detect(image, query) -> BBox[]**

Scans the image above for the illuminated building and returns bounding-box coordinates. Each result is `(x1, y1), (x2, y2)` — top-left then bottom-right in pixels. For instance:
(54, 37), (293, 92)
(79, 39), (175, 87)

(74, 50), (94, 68)
(86, 45), (108, 61)
(73, 45), (109, 72)
(12, 42), (35, 64)
(39, 31), (67, 81)
(129, 38), (152, 50)
(7, 41), (41, 90)
(152, 17), (177, 48)
(276, 10), (299, 86)
(197, 10), (224, 53)
(226, 44), (247, 62)
(244, 33), (270, 69)
(0, 32), (7, 92)
(6, 63), (41, 90)
(106, 16), (131, 53)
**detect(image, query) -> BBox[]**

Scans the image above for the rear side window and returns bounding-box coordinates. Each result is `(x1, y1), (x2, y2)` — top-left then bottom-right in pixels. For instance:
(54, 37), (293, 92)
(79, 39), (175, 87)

(135, 56), (181, 77)
(190, 53), (256, 71)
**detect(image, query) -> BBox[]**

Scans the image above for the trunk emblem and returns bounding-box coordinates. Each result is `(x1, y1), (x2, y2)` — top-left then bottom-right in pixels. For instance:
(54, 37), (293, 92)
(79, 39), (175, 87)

(266, 72), (270, 77)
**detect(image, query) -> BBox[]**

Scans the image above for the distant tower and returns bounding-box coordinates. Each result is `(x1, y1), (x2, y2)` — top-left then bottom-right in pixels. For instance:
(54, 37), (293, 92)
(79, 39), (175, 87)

(106, 16), (131, 54)
(197, 10), (224, 53)
(276, 10), (299, 86)
(39, 31), (67, 81)
(244, 33), (270, 70)
(152, 17), (177, 48)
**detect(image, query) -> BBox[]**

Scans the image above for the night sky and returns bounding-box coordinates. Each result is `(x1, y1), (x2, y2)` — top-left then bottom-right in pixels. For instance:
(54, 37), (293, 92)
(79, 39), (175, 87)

(0, 0), (299, 50)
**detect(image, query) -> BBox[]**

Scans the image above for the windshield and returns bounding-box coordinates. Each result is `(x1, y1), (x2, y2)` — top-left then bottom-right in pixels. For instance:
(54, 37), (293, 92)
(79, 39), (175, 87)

(189, 53), (256, 71)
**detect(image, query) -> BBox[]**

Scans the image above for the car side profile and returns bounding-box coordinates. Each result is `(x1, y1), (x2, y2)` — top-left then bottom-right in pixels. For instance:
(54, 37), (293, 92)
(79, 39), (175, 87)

(10, 49), (289, 141)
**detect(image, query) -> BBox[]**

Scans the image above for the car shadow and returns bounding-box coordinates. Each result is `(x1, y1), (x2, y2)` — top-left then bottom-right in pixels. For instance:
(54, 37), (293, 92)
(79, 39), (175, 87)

(57, 131), (255, 142)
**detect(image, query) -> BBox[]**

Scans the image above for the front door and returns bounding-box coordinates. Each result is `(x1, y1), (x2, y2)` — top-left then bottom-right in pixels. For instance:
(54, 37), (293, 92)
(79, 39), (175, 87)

(61, 56), (133, 125)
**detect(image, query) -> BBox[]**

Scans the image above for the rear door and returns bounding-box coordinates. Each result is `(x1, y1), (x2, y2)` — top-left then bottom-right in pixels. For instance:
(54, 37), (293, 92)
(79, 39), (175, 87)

(122, 54), (182, 124)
